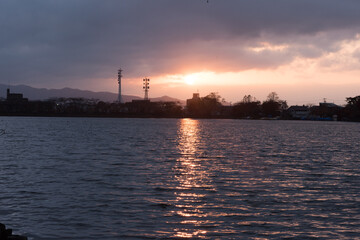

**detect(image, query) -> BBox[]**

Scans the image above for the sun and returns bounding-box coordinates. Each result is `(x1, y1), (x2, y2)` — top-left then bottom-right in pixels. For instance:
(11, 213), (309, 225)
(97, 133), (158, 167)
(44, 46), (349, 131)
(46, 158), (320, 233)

(184, 74), (196, 85)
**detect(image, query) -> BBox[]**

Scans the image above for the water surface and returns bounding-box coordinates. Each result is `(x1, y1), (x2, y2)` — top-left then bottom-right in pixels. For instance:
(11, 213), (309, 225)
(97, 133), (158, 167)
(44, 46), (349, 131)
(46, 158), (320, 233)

(0, 117), (359, 239)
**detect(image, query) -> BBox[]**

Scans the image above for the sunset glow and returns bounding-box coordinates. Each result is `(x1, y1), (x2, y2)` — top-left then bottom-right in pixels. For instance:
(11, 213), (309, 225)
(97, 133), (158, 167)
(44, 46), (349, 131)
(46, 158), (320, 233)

(1, 1), (360, 106)
(184, 74), (195, 85)
(132, 33), (360, 105)
(2, 2), (360, 240)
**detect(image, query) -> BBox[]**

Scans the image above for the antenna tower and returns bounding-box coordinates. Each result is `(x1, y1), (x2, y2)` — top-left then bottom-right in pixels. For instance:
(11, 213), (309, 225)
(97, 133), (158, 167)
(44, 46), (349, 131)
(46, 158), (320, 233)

(117, 68), (123, 103)
(143, 78), (150, 100)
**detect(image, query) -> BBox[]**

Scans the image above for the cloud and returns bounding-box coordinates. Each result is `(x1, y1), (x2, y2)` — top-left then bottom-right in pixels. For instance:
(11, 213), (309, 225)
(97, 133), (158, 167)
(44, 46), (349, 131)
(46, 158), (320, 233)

(1, 0), (360, 88)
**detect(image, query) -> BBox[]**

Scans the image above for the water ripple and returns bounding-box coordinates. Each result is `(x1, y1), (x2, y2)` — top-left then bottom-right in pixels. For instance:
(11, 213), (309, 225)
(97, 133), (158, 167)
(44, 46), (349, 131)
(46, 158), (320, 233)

(0, 117), (359, 239)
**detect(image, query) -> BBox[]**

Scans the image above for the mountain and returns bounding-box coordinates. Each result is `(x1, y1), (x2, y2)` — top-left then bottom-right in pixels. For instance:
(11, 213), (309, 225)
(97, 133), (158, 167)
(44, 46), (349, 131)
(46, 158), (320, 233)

(0, 84), (185, 104)
(151, 95), (185, 104)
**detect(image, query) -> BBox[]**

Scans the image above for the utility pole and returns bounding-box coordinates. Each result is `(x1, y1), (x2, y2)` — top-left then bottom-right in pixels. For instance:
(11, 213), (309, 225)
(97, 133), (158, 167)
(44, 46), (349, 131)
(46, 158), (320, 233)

(143, 78), (150, 100)
(117, 68), (123, 103)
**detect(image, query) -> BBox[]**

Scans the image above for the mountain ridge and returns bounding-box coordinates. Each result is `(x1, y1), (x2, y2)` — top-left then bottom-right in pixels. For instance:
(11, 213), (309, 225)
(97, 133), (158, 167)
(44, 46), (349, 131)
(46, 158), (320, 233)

(0, 84), (185, 104)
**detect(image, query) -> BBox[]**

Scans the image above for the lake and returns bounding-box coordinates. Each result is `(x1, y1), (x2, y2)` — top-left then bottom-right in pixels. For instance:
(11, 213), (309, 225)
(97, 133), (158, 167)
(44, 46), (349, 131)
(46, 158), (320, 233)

(0, 117), (359, 239)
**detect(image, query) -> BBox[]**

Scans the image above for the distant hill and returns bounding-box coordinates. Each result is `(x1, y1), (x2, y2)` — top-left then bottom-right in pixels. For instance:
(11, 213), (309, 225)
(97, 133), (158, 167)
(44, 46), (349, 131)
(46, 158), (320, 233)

(151, 95), (185, 104)
(0, 84), (185, 104)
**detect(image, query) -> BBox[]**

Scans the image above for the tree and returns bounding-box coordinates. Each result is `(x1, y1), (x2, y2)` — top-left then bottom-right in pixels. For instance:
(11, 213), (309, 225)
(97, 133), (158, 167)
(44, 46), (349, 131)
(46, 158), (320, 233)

(262, 92), (287, 117)
(233, 95), (261, 118)
(262, 100), (281, 117)
(346, 96), (360, 106)
(345, 95), (360, 121)
(242, 95), (257, 103)
(187, 92), (223, 117)
(267, 92), (279, 102)
(202, 92), (223, 116)
(279, 100), (288, 111)
(206, 92), (225, 103)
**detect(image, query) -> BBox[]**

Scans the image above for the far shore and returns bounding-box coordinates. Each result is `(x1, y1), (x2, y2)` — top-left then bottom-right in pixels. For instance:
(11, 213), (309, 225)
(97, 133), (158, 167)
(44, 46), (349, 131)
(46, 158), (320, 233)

(1, 113), (358, 123)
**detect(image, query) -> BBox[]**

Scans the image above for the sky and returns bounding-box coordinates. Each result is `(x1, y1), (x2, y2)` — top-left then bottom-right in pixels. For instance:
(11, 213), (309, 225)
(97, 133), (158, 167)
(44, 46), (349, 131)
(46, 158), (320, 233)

(1, 0), (360, 105)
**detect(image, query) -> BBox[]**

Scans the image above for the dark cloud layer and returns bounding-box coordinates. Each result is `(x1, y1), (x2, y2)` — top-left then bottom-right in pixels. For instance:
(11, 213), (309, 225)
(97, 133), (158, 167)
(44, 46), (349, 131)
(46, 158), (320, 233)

(1, 0), (360, 87)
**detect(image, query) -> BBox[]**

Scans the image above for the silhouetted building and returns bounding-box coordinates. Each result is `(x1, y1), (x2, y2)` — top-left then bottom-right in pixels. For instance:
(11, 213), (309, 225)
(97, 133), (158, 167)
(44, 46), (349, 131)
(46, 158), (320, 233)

(309, 102), (343, 121)
(0, 89), (59, 115)
(319, 102), (339, 108)
(6, 89), (28, 102)
(0, 89), (29, 114)
(126, 100), (152, 115)
(186, 93), (200, 108)
(287, 105), (310, 119)
(186, 93), (223, 117)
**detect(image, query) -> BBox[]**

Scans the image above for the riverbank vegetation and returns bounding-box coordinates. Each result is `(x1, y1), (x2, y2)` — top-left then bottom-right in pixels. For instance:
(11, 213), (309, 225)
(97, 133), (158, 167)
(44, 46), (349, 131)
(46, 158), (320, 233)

(1, 91), (360, 122)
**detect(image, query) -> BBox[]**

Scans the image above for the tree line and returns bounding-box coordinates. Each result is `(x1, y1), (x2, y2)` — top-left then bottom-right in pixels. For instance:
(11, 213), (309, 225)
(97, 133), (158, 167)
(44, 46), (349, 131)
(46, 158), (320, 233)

(1, 92), (360, 121)
(187, 92), (360, 121)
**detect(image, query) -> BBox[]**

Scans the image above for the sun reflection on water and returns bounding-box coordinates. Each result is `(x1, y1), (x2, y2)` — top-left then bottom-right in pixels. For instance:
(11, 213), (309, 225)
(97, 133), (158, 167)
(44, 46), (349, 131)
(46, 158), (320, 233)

(170, 118), (215, 239)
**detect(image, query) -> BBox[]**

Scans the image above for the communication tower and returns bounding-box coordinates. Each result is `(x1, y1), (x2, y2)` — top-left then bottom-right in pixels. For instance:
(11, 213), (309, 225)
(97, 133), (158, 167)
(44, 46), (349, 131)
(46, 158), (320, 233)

(143, 78), (150, 100)
(117, 68), (123, 103)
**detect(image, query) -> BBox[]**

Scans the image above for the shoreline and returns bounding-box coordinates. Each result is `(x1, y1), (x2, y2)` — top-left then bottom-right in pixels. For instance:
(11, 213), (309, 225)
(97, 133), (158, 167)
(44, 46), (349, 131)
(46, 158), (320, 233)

(0, 113), (358, 123)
